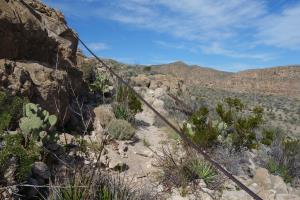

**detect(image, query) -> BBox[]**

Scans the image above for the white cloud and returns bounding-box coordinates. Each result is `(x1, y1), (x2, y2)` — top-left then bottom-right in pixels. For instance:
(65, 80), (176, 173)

(256, 3), (300, 49)
(87, 42), (110, 51)
(100, 0), (265, 42)
(201, 42), (274, 61)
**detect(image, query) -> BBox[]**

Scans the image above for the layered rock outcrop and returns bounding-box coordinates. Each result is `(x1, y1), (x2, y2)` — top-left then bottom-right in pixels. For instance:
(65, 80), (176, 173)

(0, 0), (88, 125)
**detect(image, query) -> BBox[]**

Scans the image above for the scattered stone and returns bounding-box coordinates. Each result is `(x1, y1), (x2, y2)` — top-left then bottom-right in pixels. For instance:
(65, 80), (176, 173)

(198, 179), (207, 188)
(131, 75), (151, 88)
(221, 190), (252, 200)
(253, 167), (272, 190)
(32, 162), (50, 180)
(275, 194), (300, 200)
(4, 157), (18, 185)
(109, 161), (129, 172)
(58, 133), (76, 145)
(93, 105), (115, 128)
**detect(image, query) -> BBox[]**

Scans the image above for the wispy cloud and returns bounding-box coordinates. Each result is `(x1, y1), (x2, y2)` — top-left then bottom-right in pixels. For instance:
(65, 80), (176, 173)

(99, 0), (265, 42)
(201, 42), (274, 61)
(87, 42), (110, 51)
(256, 3), (300, 49)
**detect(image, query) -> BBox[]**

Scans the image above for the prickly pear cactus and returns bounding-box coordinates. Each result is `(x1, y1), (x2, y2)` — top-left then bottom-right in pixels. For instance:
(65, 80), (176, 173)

(19, 103), (57, 140)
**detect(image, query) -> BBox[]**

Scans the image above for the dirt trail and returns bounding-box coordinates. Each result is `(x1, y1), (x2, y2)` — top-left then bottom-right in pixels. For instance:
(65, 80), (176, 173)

(106, 105), (168, 179)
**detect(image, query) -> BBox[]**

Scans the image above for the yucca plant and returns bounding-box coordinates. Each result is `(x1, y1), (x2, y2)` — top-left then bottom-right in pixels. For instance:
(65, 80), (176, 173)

(189, 160), (218, 185)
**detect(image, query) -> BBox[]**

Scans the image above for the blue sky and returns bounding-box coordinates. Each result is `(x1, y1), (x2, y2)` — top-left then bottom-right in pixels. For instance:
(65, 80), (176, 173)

(44, 0), (300, 72)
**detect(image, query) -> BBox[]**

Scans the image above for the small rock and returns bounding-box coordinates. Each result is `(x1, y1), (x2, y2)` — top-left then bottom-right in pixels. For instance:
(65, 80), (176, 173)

(271, 175), (288, 194)
(198, 179), (207, 188)
(58, 133), (76, 145)
(32, 162), (50, 180)
(253, 167), (272, 190)
(221, 190), (252, 200)
(93, 105), (115, 128)
(275, 194), (300, 200)
(109, 161), (129, 172)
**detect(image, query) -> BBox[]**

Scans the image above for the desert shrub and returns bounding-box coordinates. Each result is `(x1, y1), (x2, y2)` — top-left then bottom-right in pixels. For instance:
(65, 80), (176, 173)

(143, 66), (151, 72)
(182, 107), (219, 148)
(107, 119), (135, 140)
(155, 147), (190, 188)
(116, 84), (142, 115)
(113, 104), (130, 120)
(261, 128), (275, 146)
(266, 160), (292, 183)
(266, 132), (300, 184)
(0, 133), (40, 182)
(113, 84), (142, 123)
(0, 91), (28, 133)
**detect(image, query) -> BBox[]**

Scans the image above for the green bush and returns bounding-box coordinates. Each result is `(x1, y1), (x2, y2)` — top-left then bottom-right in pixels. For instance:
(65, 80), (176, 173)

(216, 98), (264, 150)
(261, 128), (275, 146)
(0, 91), (28, 134)
(143, 66), (151, 72)
(107, 119), (135, 140)
(267, 160), (292, 183)
(182, 107), (219, 148)
(0, 133), (40, 181)
(113, 104), (130, 120)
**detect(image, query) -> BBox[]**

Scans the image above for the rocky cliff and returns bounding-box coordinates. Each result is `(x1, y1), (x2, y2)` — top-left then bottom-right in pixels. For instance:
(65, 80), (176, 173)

(0, 0), (88, 125)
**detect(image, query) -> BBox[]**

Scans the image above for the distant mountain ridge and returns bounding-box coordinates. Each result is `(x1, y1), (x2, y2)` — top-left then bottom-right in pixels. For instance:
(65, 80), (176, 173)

(95, 58), (300, 98)
(150, 61), (300, 98)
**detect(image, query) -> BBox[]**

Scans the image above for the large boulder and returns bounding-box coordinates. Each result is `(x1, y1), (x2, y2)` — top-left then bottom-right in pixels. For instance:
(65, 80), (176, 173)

(0, 0), (88, 125)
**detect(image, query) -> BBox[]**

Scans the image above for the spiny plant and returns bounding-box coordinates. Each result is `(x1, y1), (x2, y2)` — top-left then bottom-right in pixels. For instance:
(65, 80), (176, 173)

(19, 103), (57, 144)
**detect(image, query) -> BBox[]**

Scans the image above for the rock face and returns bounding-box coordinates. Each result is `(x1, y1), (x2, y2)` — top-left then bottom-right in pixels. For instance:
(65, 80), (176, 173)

(0, 0), (77, 68)
(0, 0), (88, 124)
